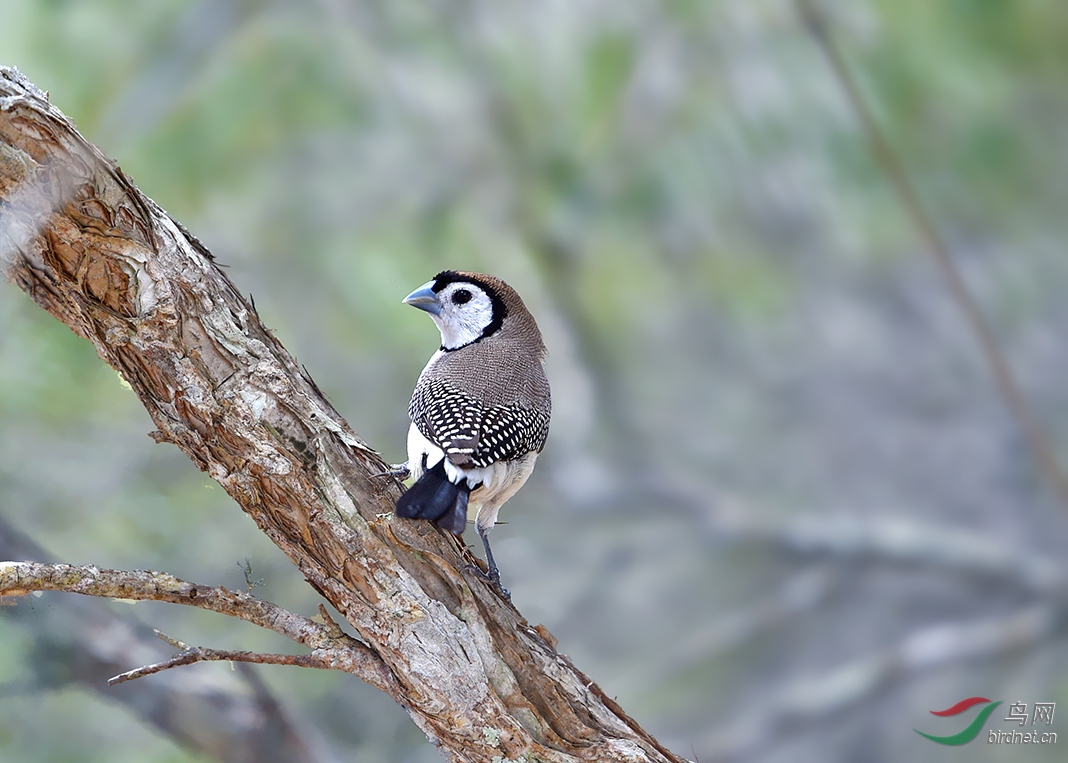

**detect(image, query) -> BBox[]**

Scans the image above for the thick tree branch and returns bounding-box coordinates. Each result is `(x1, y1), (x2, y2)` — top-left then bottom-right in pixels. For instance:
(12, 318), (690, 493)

(0, 66), (684, 762)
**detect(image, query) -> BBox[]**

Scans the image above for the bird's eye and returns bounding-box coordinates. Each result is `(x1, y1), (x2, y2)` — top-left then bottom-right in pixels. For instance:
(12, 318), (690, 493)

(452, 289), (472, 305)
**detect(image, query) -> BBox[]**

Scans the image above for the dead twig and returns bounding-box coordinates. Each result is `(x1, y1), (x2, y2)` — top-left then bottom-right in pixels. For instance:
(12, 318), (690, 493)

(110, 634), (335, 686)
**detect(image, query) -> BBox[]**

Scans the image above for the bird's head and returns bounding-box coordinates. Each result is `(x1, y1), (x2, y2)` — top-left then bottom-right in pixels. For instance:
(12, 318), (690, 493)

(403, 270), (511, 351)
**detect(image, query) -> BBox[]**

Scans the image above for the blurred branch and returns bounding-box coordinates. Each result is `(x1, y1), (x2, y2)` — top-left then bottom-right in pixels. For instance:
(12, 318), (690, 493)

(0, 66), (684, 763)
(626, 566), (840, 692)
(629, 478), (1068, 596)
(0, 513), (333, 763)
(797, 0), (1068, 508)
(703, 603), (1063, 760)
(715, 503), (1068, 596)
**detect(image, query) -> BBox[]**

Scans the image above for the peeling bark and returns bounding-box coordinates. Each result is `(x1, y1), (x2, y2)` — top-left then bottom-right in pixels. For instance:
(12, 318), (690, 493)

(0, 67), (684, 763)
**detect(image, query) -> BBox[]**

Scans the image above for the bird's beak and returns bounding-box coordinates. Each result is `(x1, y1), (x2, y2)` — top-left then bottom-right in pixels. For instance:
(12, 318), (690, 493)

(402, 281), (441, 316)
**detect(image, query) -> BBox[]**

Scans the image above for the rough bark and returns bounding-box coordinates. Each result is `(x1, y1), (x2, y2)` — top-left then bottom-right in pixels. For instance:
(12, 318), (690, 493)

(0, 66), (684, 763)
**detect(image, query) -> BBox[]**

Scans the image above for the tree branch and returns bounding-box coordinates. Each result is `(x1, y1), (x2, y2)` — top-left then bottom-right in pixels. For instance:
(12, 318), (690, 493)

(0, 66), (684, 762)
(0, 512), (335, 763)
(0, 561), (395, 691)
(109, 632), (337, 686)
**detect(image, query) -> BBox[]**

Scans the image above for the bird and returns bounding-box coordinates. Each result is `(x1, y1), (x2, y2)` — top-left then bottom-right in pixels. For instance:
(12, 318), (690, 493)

(395, 270), (551, 595)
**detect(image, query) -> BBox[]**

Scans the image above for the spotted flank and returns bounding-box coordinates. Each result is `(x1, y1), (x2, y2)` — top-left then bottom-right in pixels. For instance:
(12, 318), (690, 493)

(409, 378), (549, 468)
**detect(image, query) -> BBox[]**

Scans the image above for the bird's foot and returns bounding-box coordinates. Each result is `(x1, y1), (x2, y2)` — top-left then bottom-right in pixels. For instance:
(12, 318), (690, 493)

(464, 561), (510, 601)
(374, 462), (411, 481)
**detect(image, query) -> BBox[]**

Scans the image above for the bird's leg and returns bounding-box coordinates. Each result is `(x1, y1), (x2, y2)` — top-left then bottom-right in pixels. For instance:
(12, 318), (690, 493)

(476, 525), (510, 600)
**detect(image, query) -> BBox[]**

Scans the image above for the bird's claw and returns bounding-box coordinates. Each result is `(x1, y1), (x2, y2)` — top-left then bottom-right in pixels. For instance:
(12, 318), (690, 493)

(375, 462), (411, 481)
(464, 562), (510, 601)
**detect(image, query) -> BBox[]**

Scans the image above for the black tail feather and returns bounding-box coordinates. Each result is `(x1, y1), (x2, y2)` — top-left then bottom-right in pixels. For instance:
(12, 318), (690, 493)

(396, 458), (471, 535)
(434, 487), (469, 535)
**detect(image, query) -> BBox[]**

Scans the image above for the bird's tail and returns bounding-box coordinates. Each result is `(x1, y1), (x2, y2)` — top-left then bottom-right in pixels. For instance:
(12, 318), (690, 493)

(396, 457), (470, 535)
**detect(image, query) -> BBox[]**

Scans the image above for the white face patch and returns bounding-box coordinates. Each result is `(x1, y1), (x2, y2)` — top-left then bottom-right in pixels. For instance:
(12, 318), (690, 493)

(431, 282), (496, 350)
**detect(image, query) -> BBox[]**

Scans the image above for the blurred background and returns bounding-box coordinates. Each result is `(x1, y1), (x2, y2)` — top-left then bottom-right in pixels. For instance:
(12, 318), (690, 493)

(3, 1), (1068, 761)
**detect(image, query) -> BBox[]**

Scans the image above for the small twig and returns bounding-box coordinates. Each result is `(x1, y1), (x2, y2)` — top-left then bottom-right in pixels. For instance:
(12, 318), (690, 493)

(797, 0), (1068, 508)
(153, 628), (190, 651)
(109, 644), (334, 686)
(317, 603), (346, 639)
(237, 557), (264, 593)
